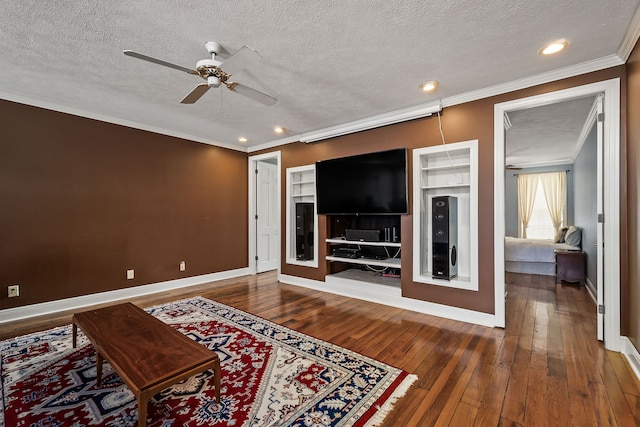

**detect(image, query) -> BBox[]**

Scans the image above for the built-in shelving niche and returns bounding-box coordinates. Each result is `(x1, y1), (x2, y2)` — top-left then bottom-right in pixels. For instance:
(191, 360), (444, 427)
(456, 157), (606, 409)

(285, 165), (318, 267)
(412, 140), (479, 291)
(325, 215), (401, 287)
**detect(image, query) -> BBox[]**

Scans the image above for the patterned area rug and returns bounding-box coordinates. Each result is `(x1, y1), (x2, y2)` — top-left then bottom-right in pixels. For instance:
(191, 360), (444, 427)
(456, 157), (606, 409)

(0, 296), (416, 426)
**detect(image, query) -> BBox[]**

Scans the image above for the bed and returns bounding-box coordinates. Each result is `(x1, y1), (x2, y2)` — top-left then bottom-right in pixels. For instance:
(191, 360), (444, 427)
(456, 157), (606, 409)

(505, 236), (580, 276)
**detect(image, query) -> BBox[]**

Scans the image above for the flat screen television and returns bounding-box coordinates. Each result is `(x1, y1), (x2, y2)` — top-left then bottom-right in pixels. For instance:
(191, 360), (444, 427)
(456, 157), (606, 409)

(315, 148), (408, 215)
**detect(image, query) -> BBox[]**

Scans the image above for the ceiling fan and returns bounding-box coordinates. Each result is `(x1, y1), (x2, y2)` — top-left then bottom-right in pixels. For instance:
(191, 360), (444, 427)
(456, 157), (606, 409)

(123, 41), (277, 106)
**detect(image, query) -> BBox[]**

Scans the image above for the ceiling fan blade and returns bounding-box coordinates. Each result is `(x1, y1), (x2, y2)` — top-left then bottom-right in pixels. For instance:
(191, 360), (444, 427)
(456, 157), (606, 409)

(227, 82), (277, 106)
(221, 46), (261, 75)
(180, 84), (210, 104)
(123, 50), (198, 75)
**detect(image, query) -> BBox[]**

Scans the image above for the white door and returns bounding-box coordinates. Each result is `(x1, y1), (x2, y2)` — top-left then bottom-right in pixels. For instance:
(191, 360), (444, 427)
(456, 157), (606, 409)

(256, 161), (279, 272)
(596, 95), (605, 341)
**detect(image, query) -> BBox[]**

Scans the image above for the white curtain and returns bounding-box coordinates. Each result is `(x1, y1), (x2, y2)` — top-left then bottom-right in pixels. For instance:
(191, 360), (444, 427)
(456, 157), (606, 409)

(517, 174), (539, 238)
(540, 171), (566, 233)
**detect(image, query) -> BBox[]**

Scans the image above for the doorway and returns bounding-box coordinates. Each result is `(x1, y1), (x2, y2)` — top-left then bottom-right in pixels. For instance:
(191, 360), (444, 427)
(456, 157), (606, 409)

(493, 79), (621, 351)
(248, 151), (281, 275)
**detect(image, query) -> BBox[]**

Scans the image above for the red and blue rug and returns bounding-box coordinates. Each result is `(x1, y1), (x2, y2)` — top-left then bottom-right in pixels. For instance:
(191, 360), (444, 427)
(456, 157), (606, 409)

(0, 296), (416, 426)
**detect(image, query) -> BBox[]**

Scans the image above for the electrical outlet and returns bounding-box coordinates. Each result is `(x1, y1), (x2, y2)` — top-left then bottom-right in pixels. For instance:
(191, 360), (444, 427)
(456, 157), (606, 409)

(8, 285), (19, 298)
(179, 261), (186, 271)
(126, 269), (135, 280)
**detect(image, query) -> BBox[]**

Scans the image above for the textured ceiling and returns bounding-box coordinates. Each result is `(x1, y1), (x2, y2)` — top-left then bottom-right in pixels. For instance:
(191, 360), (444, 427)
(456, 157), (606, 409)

(1, 1), (638, 152)
(506, 96), (597, 167)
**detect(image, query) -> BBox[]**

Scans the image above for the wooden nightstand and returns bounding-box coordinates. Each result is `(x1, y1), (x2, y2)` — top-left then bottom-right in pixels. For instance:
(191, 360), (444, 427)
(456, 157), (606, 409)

(555, 249), (585, 286)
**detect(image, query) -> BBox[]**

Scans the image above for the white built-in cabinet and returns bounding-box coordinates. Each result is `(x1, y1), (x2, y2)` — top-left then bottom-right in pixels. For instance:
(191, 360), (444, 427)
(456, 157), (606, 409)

(285, 165), (318, 267)
(412, 140), (478, 290)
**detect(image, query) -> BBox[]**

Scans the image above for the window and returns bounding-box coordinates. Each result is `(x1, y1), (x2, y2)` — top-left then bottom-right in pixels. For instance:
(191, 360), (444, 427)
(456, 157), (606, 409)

(526, 181), (559, 239)
(518, 171), (566, 240)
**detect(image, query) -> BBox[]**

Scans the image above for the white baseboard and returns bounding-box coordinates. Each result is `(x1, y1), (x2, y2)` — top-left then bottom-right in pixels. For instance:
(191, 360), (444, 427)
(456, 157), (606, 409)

(621, 336), (640, 383)
(278, 274), (497, 327)
(0, 268), (249, 324)
(585, 277), (597, 303)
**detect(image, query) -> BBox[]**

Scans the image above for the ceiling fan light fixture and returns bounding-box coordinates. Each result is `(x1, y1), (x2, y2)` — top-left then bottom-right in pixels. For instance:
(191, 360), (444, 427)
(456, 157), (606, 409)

(420, 80), (439, 93)
(207, 76), (221, 88)
(539, 39), (568, 55)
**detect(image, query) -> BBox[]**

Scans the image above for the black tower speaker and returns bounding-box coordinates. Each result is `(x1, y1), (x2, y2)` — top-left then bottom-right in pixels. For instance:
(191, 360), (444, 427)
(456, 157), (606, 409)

(431, 196), (458, 280)
(295, 202), (314, 261)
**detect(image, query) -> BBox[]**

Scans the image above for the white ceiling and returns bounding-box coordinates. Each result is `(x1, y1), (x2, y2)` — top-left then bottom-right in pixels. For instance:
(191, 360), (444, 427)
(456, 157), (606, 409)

(505, 96), (598, 167)
(1, 1), (639, 152)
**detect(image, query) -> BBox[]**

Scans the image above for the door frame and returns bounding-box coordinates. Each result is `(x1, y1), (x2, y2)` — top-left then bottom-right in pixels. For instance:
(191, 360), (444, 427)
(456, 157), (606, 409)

(493, 78), (621, 351)
(248, 151), (281, 275)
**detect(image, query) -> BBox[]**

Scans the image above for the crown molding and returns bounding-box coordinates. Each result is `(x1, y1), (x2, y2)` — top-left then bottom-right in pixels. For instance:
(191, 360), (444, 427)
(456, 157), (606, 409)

(270, 55), (623, 147)
(0, 92), (247, 152)
(247, 135), (300, 153)
(571, 95), (600, 161)
(2, 49), (628, 152)
(298, 103), (442, 143)
(441, 54), (623, 110)
(507, 159), (574, 170)
(618, 3), (640, 62)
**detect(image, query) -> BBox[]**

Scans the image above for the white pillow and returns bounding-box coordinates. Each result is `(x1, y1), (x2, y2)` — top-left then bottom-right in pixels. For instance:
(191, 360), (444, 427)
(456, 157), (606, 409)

(564, 226), (582, 247)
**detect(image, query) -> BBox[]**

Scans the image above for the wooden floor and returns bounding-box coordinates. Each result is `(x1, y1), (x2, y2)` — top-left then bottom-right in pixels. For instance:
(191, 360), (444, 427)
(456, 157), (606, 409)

(3, 271), (640, 426)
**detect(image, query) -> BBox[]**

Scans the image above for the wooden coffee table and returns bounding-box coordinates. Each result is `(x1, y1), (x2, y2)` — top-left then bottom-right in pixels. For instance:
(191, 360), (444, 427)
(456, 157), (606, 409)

(72, 302), (221, 427)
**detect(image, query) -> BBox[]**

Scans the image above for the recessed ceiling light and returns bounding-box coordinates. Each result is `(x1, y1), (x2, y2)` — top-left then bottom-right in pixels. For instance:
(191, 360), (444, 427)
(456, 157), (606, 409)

(419, 81), (439, 93)
(539, 39), (568, 55)
(274, 126), (285, 134)
(238, 137), (248, 143)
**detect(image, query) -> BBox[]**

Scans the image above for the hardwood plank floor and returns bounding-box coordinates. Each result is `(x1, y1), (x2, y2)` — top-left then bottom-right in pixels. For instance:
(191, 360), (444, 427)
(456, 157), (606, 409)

(2, 271), (639, 426)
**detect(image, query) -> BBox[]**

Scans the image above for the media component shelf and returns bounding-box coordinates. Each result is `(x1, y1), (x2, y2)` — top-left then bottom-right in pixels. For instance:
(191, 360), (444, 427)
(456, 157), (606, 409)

(325, 238), (401, 269)
(326, 256), (401, 268)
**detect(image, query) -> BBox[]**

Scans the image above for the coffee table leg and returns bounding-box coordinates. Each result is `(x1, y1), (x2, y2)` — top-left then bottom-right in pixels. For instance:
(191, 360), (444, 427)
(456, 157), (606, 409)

(72, 323), (77, 348)
(214, 361), (221, 402)
(96, 352), (103, 385)
(138, 398), (148, 427)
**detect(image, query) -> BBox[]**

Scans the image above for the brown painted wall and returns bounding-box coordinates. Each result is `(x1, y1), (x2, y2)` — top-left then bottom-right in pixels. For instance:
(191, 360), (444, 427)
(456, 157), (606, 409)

(0, 101), (248, 309)
(0, 62), (629, 324)
(627, 40), (640, 349)
(275, 65), (627, 316)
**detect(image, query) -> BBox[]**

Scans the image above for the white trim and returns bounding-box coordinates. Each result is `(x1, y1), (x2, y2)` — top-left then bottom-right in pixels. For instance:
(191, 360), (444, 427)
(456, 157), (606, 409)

(494, 78), (621, 350)
(248, 152), (282, 275)
(299, 104), (442, 143)
(0, 92), (244, 152)
(617, 3), (640, 62)
(2, 52), (626, 152)
(442, 55), (622, 109)
(247, 135), (299, 153)
(0, 268), (249, 324)
(295, 55), (622, 145)
(571, 97), (600, 161)
(285, 164), (319, 268)
(621, 337), (640, 383)
(412, 140), (479, 291)
(602, 79), (621, 351)
(585, 276), (597, 304)
(503, 112), (512, 130)
(494, 109), (507, 328)
(506, 159), (574, 170)
(278, 274), (496, 327)
(272, 55), (623, 146)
